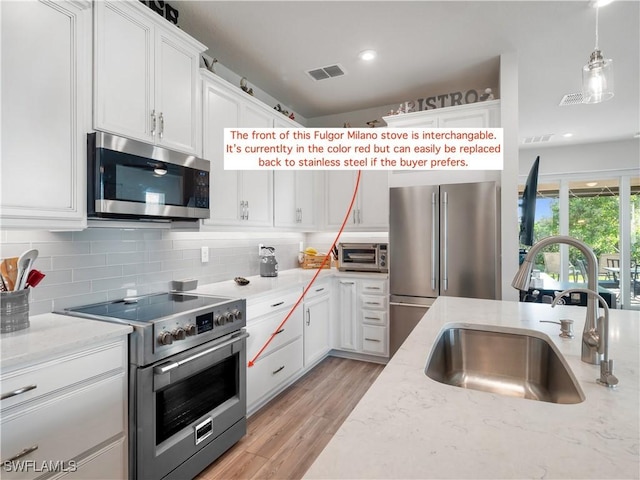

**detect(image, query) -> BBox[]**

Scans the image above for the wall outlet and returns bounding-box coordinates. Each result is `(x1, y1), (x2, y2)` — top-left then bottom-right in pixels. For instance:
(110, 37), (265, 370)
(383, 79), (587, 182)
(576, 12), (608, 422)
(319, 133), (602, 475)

(258, 243), (264, 256)
(201, 246), (209, 263)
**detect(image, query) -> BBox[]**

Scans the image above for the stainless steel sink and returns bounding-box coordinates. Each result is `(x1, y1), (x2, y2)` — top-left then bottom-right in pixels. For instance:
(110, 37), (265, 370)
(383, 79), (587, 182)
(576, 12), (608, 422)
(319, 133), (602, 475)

(425, 325), (585, 404)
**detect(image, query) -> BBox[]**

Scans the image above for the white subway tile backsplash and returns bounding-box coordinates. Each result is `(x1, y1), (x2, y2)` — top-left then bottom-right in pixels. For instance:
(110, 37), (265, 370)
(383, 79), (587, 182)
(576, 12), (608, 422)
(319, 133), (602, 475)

(2, 228), (305, 313)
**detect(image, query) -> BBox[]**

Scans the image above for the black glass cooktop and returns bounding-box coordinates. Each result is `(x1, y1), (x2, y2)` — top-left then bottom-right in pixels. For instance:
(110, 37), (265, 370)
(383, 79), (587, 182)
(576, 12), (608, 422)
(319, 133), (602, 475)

(65, 293), (233, 323)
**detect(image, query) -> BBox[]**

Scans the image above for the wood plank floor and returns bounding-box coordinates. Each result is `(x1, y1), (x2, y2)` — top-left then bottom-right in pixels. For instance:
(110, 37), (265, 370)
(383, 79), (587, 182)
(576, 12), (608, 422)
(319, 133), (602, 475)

(196, 356), (385, 480)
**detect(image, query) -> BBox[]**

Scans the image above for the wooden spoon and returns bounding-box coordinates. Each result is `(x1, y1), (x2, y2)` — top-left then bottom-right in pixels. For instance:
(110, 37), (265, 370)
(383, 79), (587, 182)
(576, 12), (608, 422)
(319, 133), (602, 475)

(1, 257), (19, 291)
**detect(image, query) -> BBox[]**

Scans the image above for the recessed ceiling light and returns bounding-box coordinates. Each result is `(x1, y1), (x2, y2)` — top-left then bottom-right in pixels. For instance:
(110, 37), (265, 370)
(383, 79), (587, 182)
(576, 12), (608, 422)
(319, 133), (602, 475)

(586, 182), (598, 187)
(358, 49), (377, 61)
(562, 133), (574, 138)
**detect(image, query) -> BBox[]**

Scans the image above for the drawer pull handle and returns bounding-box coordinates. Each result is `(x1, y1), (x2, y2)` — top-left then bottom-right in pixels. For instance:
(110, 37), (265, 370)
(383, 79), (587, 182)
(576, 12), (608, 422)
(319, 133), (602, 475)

(270, 301), (285, 308)
(3, 445), (38, 463)
(364, 316), (379, 321)
(272, 365), (285, 375)
(315, 287), (325, 293)
(365, 286), (381, 290)
(1, 384), (37, 400)
(364, 302), (380, 305)
(275, 328), (285, 335)
(364, 338), (381, 342)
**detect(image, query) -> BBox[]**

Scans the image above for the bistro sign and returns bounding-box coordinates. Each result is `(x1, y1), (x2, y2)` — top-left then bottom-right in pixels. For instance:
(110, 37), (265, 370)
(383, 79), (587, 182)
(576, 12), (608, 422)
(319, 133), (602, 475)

(139, 0), (179, 26)
(390, 87), (495, 115)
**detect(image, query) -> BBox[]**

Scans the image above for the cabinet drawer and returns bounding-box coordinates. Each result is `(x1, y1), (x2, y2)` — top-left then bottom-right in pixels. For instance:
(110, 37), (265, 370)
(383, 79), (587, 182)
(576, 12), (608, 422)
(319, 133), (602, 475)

(303, 281), (330, 301)
(246, 305), (303, 359)
(361, 309), (387, 326)
(247, 289), (301, 319)
(360, 279), (387, 296)
(247, 338), (303, 408)
(360, 294), (387, 310)
(1, 374), (126, 480)
(361, 325), (388, 356)
(0, 340), (126, 410)
(52, 436), (126, 480)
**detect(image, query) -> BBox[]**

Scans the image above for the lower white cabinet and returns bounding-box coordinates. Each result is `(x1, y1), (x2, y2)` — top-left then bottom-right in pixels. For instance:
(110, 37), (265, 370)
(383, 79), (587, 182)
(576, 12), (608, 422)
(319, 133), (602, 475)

(246, 288), (304, 413)
(0, 338), (128, 480)
(334, 276), (389, 358)
(303, 280), (332, 367)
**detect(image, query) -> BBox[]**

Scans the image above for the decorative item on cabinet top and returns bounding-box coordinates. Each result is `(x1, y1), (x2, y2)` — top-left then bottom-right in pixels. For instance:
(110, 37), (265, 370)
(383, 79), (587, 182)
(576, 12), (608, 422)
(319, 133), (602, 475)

(139, 0), (179, 25)
(387, 87), (497, 115)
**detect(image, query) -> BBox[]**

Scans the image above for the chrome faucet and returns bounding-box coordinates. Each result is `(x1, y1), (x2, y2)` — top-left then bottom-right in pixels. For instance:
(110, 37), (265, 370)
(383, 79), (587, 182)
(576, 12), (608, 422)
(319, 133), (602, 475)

(551, 287), (618, 387)
(512, 235), (600, 364)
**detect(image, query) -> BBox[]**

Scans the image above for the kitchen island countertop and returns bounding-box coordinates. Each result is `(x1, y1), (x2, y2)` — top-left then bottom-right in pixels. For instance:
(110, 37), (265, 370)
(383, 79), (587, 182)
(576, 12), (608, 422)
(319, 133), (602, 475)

(304, 297), (640, 479)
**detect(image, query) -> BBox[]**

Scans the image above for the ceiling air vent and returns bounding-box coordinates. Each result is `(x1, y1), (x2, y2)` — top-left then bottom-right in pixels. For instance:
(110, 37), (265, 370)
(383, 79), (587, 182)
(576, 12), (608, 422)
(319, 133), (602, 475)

(559, 92), (584, 106)
(306, 64), (346, 81)
(522, 134), (554, 145)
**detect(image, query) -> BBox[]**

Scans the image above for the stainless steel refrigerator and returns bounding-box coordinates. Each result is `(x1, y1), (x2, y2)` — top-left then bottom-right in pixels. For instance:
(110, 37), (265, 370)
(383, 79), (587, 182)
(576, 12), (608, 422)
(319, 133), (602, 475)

(389, 182), (501, 355)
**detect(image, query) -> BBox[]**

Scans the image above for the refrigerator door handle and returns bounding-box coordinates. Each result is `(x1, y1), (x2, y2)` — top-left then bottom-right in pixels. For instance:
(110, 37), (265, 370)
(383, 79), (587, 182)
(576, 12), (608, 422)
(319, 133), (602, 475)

(431, 191), (437, 291)
(442, 191), (448, 291)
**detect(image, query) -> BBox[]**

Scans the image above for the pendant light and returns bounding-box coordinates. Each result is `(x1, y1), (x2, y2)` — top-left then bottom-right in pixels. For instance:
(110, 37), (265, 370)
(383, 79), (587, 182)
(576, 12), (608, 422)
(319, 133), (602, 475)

(582, 5), (614, 103)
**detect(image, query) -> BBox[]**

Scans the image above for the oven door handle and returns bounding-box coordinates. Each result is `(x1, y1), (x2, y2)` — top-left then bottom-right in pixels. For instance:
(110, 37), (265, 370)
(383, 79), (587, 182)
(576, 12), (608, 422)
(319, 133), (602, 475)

(154, 330), (250, 375)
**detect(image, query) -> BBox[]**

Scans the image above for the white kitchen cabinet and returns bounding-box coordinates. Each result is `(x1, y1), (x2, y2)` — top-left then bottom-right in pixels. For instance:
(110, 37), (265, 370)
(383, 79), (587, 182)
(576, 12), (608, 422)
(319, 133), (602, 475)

(334, 276), (389, 358)
(336, 279), (359, 351)
(274, 171), (316, 228)
(0, 0), (91, 230)
(94, 0), (205, 155)
(303, 280), (331, 367)
(246, 288), (304, 414)
(201, 72), (274, 227)
(383, 100), (501, 128)
(0, 337), (128, 480)
(325, 171), (388, 230)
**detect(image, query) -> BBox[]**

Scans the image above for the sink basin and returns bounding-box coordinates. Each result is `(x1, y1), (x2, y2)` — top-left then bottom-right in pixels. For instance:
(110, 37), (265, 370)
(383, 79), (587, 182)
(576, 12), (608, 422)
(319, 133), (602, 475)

(425, 325), (585, 404)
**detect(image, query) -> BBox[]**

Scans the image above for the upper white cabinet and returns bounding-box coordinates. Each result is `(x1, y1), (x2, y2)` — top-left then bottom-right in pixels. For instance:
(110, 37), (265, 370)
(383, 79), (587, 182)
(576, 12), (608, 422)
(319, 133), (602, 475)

(94, 1), (205, 155)
(325, 171), (389, 230)
(0, 0), (91, 230)
(383, 100), (501, 128)
(274, 171), (316, 229)
(202, 72), (275, 227)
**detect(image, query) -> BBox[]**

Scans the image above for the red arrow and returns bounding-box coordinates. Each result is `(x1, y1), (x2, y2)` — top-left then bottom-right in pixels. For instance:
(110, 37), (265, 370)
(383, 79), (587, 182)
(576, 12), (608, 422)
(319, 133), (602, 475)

(248, 170), (362, 367)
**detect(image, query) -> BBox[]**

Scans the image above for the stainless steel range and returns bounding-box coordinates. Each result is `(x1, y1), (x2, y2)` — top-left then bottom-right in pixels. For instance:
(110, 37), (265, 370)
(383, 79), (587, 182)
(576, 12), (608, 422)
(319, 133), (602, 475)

(60, 292), (248, 480)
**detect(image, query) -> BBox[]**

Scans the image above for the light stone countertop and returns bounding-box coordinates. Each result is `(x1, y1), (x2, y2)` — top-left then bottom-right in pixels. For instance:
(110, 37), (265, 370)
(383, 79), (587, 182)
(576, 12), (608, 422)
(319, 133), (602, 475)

(0, 312), (132, 371)
(304, 296), (640, 480)
(193, 267), (387, 303)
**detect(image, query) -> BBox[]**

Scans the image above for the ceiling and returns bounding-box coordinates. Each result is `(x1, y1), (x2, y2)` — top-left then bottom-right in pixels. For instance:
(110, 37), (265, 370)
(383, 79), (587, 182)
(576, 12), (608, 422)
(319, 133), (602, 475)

(176, 1), (640, 148)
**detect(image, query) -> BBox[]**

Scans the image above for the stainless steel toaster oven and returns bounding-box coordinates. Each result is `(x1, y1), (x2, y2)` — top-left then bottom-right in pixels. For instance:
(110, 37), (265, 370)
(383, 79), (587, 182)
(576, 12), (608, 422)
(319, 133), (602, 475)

(338, 243), (388, 273)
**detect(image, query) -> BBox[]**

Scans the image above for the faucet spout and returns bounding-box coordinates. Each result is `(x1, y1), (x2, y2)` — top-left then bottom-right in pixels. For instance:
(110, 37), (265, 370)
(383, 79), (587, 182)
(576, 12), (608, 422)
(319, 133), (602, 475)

(512, 235), (600, 364)
(551, 287), (618, 388)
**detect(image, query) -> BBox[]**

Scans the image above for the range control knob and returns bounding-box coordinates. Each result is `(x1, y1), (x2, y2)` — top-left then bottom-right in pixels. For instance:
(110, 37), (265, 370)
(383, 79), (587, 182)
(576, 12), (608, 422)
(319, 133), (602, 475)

(224, 312), (234, 323)
(215, 315), (225, 326)
(231, 309), (243, 320)
(158, 331), (173, 346)
(185, 324), (197, 336)
(172, 327), (186, 341)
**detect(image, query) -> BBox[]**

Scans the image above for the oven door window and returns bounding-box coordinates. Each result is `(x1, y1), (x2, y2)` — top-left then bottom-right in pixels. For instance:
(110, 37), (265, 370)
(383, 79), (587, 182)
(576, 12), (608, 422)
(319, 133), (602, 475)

(343, 248), (377, 266)
(155, 354), (238, 445)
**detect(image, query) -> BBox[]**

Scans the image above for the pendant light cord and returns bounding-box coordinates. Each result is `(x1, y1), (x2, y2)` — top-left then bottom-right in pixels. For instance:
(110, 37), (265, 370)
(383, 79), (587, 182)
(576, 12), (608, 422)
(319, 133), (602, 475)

(594, 5), (600, 50)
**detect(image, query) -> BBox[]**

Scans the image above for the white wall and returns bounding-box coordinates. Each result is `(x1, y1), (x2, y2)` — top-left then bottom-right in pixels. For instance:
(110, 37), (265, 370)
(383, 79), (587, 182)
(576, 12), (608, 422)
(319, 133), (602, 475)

(519, 138), (640, 177)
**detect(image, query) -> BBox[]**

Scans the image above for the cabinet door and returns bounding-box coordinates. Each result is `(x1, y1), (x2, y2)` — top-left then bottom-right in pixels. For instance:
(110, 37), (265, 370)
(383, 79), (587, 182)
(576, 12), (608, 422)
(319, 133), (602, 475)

(155, 29), (201, 154)
(337, 280), (358, 351)
(296, 171), (316, 228)
(437, 108), (491, 128)
(0, 0), (90, 230)
(326, 172), (357, 229)
(358, 171), (389, 228)
(202, 80), (242, 225)
(94, 1), (153, 143)
(274, 171), (297, 227)
(304, 294), (331, 367)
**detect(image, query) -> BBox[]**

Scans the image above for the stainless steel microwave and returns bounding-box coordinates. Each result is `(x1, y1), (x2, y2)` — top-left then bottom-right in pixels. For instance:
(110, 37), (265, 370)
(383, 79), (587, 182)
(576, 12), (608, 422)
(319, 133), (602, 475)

(338, 243), (388, 273)
(87, 132), (210, 222)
